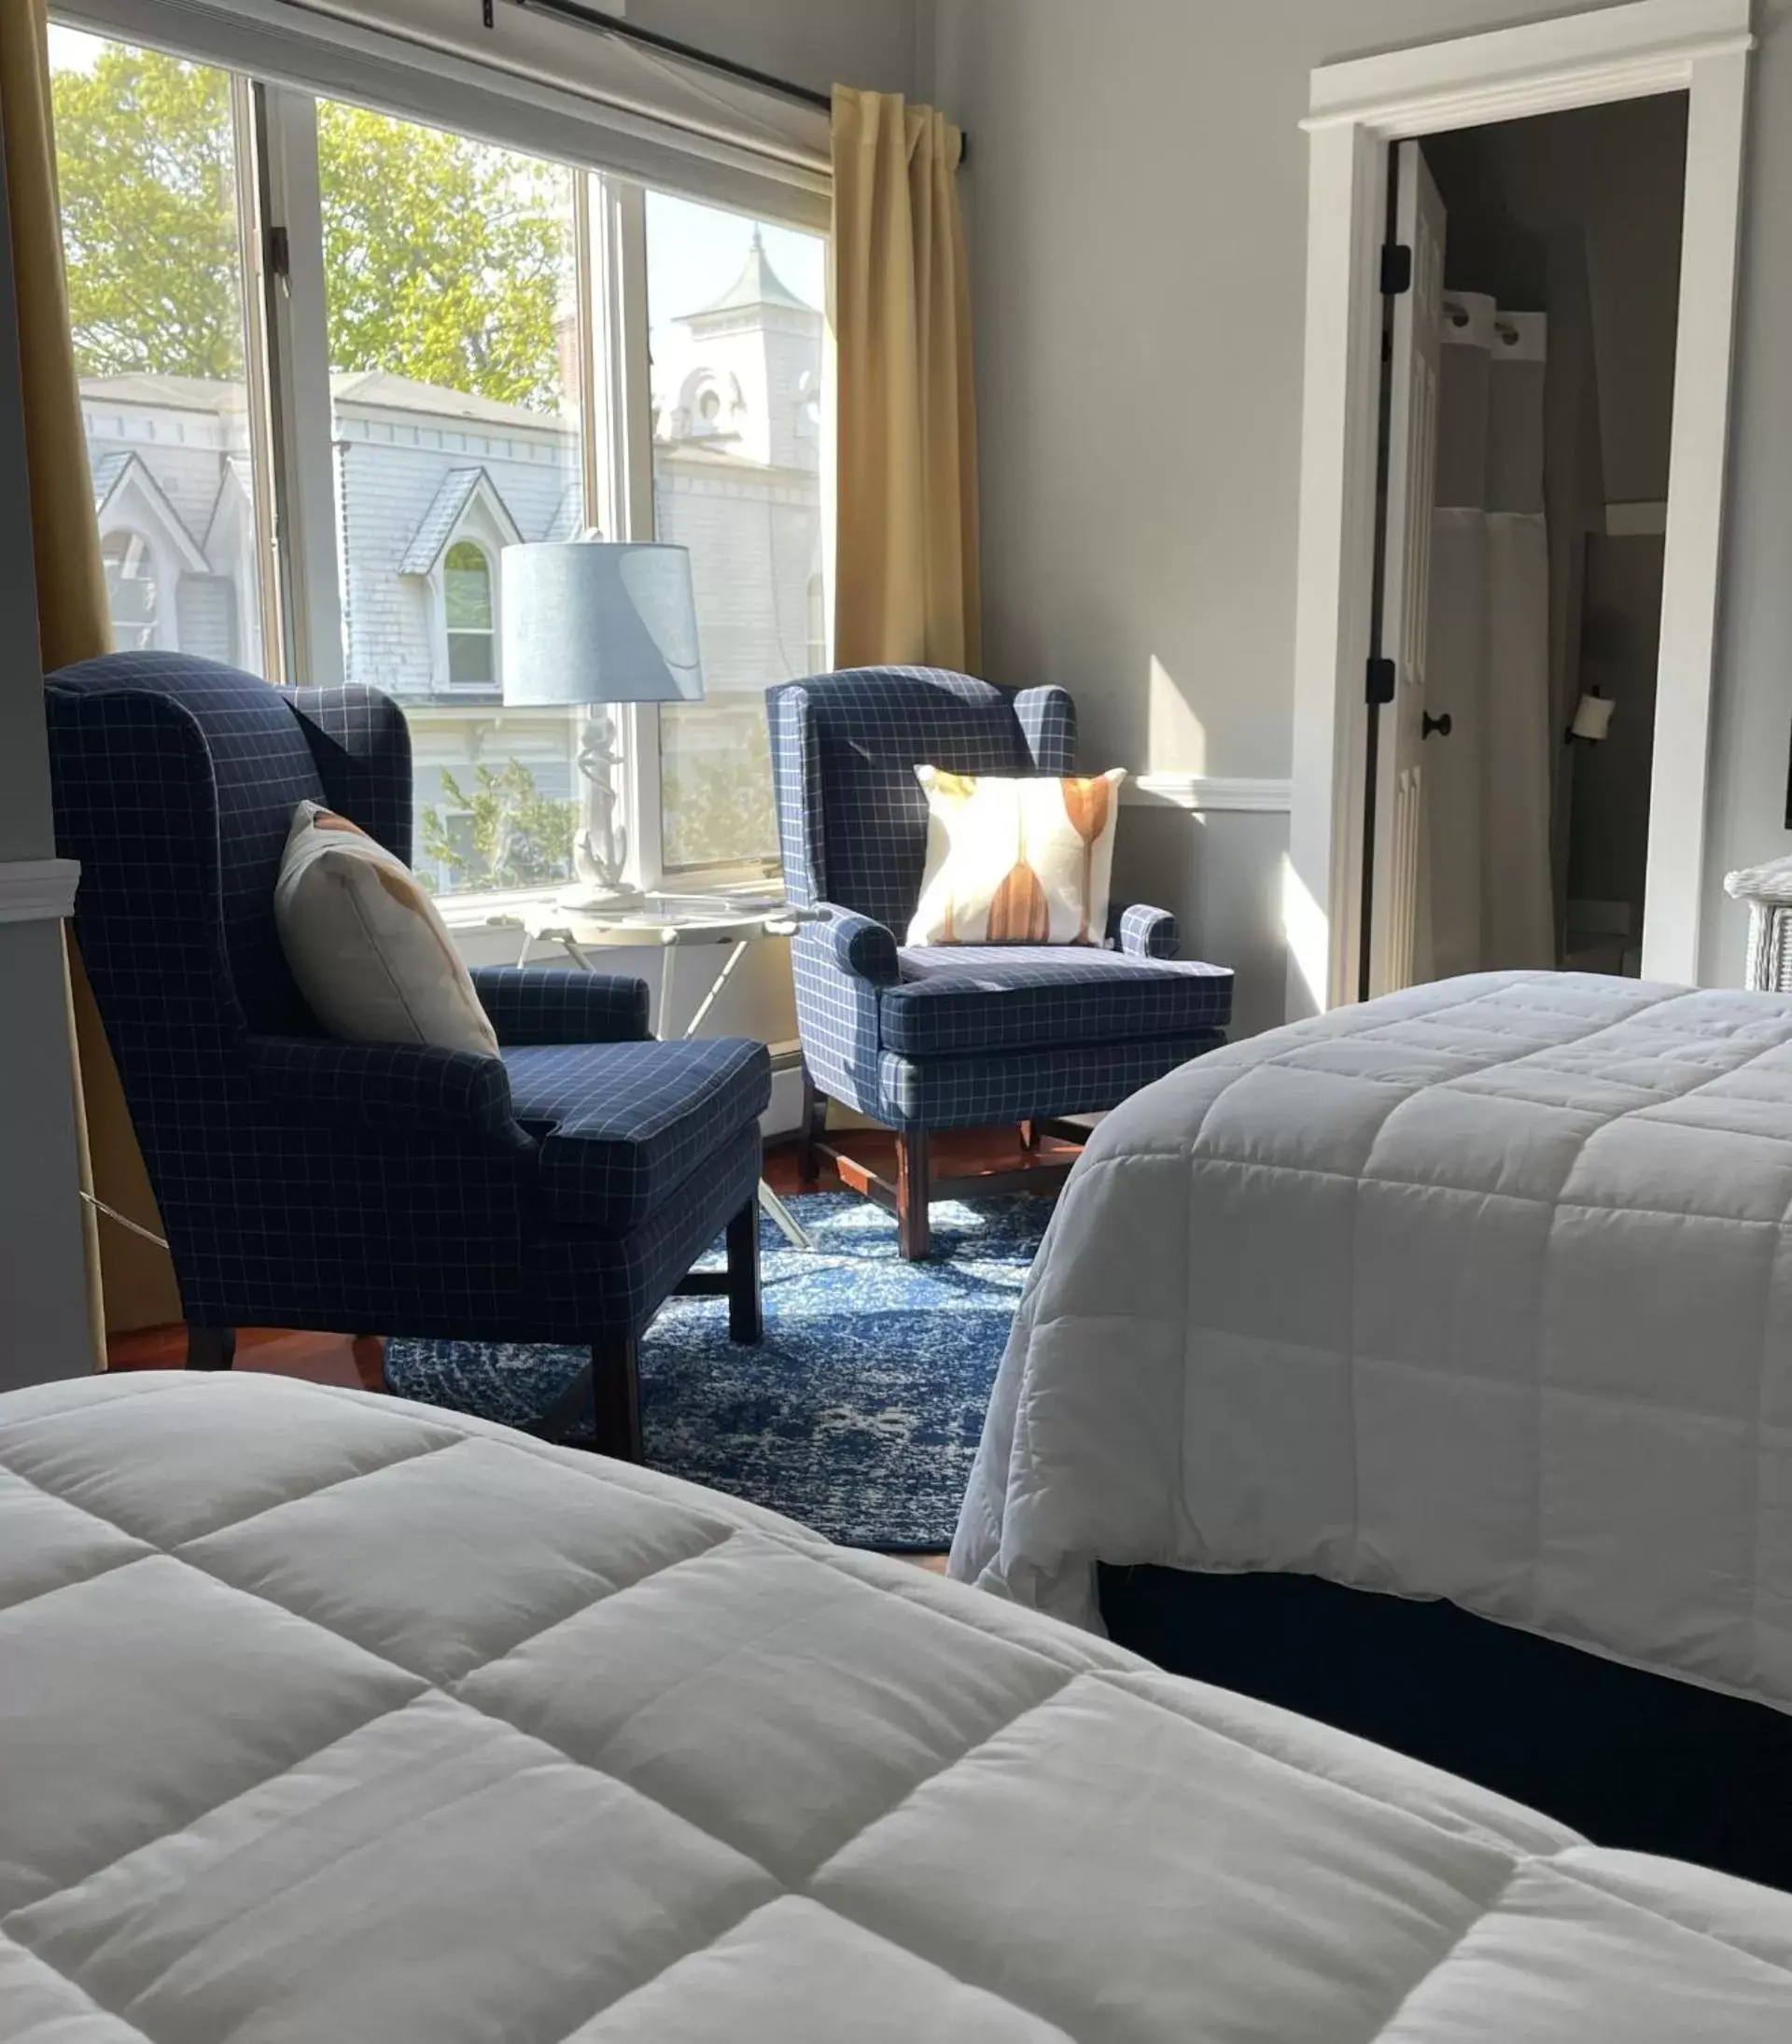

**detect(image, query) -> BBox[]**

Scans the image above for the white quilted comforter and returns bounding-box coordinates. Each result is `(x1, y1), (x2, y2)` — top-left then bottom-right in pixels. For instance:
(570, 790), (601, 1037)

(7, 1371), (1792, 2039)
(954, 973), (1792, 1711)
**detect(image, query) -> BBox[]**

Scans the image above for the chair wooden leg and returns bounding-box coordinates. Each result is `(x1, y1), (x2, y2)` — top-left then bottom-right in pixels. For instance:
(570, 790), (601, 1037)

(896, 1127), (931, 1261)
(1019, 1119), (1039, 1152)
(186, 1326), (235, 1371)
(590, 1335), (643, 1463)
(726, 1198), (763, 1343)
(798, 1065), (827, 1183)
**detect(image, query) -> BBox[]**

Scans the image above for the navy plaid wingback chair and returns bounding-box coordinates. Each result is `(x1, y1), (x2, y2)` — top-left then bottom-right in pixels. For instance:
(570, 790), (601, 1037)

(47, 651), (770, 1460)
(767, 666), (1232, 1257)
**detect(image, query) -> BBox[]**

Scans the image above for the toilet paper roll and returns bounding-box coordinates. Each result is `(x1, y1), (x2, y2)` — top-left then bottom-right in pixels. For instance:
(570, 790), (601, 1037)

(1571, 693), (1616, 741)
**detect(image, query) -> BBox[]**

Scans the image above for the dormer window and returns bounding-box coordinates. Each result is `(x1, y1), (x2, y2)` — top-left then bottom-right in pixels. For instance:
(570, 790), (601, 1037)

(443, 539), (495, 686)
(103, 529), (159, 651)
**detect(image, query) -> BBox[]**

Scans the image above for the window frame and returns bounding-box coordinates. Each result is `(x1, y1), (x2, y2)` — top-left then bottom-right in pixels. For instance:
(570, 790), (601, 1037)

(441, 538), (498, 692)
(52, 5), (830, 899)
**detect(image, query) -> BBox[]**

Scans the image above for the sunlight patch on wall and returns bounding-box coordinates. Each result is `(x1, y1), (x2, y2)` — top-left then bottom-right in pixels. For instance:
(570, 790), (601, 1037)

(1147, 654), (1207, 777)
(1281, 851), (1331, 1018)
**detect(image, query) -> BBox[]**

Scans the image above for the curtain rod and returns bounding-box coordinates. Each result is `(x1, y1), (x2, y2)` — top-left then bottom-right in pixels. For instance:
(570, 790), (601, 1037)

(483, 0), (970, 161)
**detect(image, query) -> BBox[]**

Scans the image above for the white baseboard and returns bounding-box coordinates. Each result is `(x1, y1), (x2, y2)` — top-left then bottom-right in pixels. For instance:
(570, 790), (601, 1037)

(762, 1062), (805, 1141)
(0, 859), (79, 926)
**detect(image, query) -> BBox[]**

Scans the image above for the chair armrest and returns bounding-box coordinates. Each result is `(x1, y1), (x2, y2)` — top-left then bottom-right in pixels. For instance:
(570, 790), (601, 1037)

(1109, 903), (1181, 959)
(470, 967), (650, 1045)
(243, 1036), (526, 1143)
(805, 905), (902, 986)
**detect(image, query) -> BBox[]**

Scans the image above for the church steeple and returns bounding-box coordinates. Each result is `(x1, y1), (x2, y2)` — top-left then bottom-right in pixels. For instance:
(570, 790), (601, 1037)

(658, 225), (821, 471)
(681, 226), (815, 323)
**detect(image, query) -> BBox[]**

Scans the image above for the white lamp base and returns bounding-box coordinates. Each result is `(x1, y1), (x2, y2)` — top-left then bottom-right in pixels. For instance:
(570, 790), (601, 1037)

(555, 881), (645, 918)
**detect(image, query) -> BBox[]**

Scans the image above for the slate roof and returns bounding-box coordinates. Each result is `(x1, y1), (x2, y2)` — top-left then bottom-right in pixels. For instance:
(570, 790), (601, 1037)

(400, 469), (483, 575)
(90, 451), (130, 511)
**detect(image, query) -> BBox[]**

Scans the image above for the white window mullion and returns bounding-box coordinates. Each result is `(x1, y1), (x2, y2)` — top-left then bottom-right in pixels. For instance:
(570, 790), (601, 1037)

(590, 173), (665, 894)
(252, 85), (343, 693)
(230, 75), (285, 685)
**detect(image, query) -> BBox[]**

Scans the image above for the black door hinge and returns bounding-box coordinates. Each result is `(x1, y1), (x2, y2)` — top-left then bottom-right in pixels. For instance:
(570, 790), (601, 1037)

(1380, 243), (1412, 296)
(1366, 656), (1397, 707)
(483, 0), (495, 24)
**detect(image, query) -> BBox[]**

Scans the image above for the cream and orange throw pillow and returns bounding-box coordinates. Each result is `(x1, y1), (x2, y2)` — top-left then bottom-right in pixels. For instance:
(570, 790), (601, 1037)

(273, 801), (500, 1057)
(907, 767), (1127, 946)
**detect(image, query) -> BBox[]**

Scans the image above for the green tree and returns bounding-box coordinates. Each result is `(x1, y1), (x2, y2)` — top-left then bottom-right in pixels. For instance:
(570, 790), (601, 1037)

(660, 711), (779, 869)
(53, 46), (569, 410)
(54, 49), (244, 381)
(317, 102), (567, 409)
(420, 761), (575, 892)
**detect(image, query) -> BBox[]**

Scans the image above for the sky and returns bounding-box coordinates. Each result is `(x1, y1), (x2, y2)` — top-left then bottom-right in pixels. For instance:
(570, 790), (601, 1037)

(647, 192), (823, 333)
(48, 25), (97, 71)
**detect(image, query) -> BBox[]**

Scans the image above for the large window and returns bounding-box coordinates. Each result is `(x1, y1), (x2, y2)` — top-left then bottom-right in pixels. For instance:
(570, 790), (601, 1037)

(49, 19), (831, 904)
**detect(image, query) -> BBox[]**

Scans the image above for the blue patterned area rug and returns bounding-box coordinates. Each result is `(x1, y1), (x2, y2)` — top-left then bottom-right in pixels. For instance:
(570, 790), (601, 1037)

(383, 1193), (1051, 1551)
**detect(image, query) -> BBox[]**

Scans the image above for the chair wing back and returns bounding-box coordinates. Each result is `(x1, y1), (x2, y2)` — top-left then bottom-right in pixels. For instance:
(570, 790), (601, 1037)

(767, 666), (1078, 930)
(46, 652), (408, 1045)
(291, 684), (413, 865)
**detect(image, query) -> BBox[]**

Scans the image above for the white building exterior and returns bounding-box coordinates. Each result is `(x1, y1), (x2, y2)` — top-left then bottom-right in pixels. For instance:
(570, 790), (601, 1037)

(80, 235), (823, 888)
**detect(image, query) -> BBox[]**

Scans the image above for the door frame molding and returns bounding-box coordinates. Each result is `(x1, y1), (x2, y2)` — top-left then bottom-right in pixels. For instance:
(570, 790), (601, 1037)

(1288, 0), (1752, 1013)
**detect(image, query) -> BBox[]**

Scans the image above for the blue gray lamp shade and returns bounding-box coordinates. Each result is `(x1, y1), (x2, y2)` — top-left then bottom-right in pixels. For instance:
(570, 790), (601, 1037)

(499, 540), (705, 707)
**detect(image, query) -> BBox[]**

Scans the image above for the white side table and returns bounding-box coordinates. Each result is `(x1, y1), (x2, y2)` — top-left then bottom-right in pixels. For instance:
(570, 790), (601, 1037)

(516, 900), (821, 1249)
(1726, 856), (1792, 991)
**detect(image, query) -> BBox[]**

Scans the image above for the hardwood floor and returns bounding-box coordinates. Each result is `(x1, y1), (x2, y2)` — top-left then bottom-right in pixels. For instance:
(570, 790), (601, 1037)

(106, 1323), (386, 1390)
(102, 1127), (1063, 1575)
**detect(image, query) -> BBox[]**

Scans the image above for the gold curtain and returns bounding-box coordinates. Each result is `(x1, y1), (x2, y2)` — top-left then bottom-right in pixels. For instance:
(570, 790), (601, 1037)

(1, 0), (182, 1349)
(831, 87), (981, 675)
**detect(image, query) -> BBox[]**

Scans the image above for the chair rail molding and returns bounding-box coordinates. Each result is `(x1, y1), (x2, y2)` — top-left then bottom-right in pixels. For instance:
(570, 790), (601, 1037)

(1124, 775), (1294, 814)
(0, 858), (80, 926)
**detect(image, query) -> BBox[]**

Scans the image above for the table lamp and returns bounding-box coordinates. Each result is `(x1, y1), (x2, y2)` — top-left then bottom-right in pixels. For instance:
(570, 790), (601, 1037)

(501, 538), (704, 914)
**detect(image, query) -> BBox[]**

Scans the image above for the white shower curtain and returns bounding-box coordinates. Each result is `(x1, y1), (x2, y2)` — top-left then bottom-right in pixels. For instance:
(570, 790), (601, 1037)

(1420, 292), (1557, 981)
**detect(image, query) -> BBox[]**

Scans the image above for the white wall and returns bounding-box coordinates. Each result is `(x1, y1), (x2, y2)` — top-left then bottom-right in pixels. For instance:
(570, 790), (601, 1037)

(933, 0), (1792, 1018)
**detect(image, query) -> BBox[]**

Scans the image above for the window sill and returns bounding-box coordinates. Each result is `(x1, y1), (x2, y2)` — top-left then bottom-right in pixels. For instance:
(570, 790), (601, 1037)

(433, 878), (789, 956)
(433, 884), (562, 932)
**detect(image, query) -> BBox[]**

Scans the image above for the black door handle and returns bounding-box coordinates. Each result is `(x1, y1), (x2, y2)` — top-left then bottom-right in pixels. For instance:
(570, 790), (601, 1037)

(1421, 711), (1453, 740)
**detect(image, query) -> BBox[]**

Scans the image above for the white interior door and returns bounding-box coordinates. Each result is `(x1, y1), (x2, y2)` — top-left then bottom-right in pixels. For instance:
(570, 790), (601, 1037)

(1368, 141), (1446, 998)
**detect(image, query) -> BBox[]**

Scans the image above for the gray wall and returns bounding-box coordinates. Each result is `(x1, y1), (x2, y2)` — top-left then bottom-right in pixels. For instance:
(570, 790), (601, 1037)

(359, 0), (931, 101)
(627, 0), (932, 97)
(0, 147), (103, 1386)
(1703, 0), (1792, 980)
(1571, 534), (1666, 925)
(933, 0), (1792, 1015)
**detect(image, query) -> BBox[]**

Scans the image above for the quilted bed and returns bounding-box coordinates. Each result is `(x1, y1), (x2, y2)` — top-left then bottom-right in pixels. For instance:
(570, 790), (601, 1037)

(954, 973), (1792, 1714)
(5, 1371), (1792, 2038)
